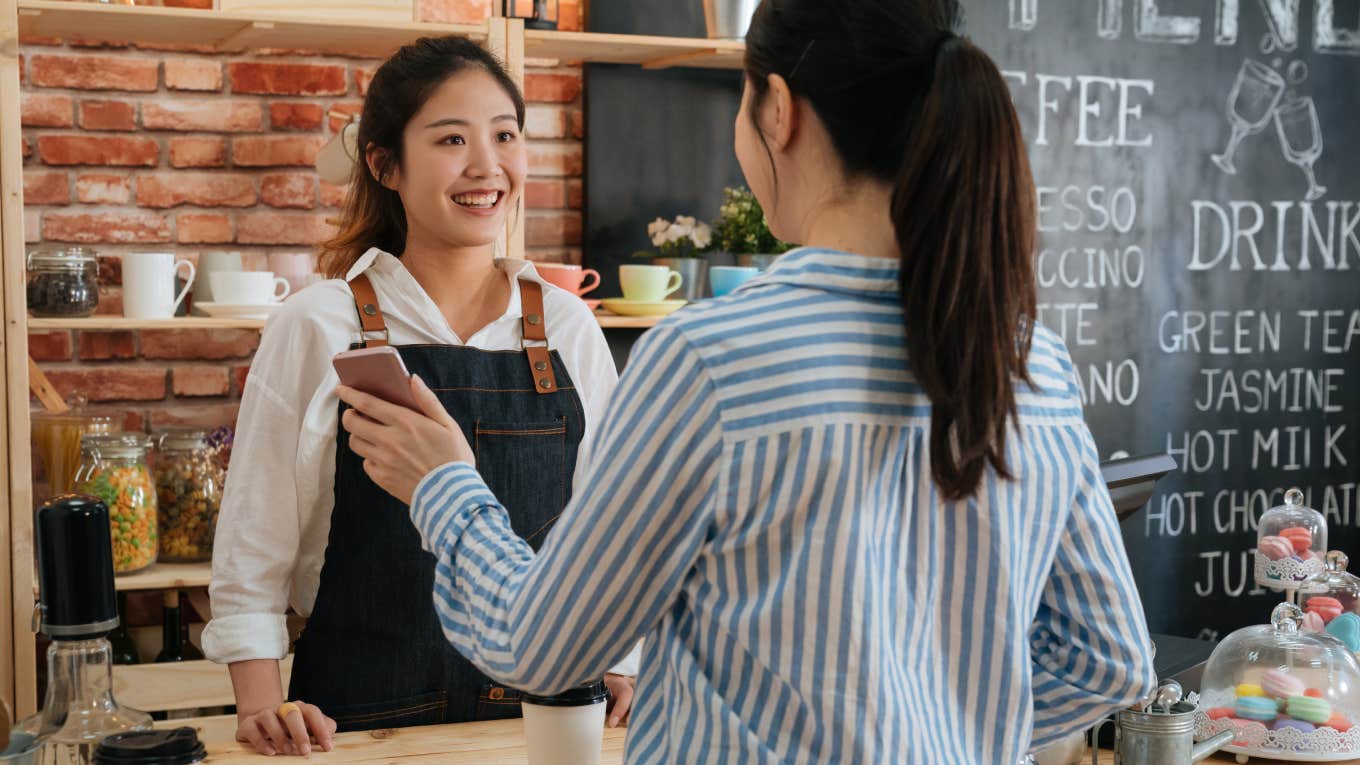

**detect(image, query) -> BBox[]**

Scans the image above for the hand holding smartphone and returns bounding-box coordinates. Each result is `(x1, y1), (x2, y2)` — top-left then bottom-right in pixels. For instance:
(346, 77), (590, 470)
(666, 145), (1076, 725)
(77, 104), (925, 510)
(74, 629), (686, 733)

(332, 346), (421, 411)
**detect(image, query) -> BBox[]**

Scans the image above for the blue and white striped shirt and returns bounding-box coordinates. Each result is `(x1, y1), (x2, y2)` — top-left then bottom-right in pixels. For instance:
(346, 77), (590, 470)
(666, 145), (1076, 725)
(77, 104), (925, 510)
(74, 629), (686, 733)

(411, 248), (1156, 764)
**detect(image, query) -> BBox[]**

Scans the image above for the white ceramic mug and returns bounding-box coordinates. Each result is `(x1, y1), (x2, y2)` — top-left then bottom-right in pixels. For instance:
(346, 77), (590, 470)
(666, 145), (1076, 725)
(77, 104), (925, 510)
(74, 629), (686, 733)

(619, 264), (684, 302)
(317, 117), (360, 185)
(209, 271), (291, 305)
(122, 252), (195, 319)
(193, 251), (243, 305)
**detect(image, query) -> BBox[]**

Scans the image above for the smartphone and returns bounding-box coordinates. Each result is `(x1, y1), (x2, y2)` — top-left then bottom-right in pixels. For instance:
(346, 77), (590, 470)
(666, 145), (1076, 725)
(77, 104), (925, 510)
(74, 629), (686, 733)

(332, 346), (421, 411)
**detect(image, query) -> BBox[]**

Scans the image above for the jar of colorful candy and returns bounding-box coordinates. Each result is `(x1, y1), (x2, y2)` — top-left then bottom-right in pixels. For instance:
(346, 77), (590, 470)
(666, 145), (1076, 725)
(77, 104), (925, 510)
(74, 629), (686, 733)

(153, 428), (225, 563)
(75, 433), (157, 575)
(1255, 488), (1327, 592)
(1194, 603), (1360, 761)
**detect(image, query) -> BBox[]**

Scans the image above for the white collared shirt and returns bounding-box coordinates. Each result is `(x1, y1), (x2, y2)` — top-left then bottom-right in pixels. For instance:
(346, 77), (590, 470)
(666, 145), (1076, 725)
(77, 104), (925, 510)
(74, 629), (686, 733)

(203, 247), (633, 673)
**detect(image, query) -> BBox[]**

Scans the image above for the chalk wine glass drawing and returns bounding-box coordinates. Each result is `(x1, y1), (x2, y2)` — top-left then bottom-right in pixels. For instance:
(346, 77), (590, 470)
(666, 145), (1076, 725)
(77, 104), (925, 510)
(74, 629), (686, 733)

(1211, 58), (1287, 175)
(1274, 94), (1327, 202)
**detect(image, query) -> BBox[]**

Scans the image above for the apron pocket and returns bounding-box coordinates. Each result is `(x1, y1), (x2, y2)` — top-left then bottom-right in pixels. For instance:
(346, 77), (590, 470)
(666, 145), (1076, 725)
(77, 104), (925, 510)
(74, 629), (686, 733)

(473, 419), (568, 546)
(328, 689), (448, 732)
(474, 683), (525, 722)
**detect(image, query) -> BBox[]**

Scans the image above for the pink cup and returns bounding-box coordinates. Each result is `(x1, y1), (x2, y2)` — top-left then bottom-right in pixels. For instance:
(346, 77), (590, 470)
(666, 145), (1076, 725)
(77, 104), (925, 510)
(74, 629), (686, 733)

(536, 263), (601, 297)
(268, 252), (318, 296)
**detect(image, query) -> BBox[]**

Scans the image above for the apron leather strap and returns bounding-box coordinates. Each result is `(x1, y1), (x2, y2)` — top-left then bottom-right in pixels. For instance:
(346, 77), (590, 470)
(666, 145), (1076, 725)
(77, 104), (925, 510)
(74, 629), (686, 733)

(350, 272), (556, 394)
(350, 274), (389, 348)
(519, 278), (558, 395)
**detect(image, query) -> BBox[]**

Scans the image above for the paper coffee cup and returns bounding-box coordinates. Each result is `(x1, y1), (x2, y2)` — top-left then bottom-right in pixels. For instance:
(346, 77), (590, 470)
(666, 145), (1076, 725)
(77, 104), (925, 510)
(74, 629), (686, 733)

(521, 681), (608, 765)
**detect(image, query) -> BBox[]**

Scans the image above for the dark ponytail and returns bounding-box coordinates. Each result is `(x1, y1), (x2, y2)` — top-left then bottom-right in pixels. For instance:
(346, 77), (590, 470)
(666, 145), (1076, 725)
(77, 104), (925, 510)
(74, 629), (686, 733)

(745, 1), (1037, 500)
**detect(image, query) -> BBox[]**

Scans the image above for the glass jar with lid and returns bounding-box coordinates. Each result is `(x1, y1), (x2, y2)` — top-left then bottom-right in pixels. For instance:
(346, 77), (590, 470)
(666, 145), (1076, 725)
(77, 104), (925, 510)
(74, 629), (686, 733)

(31, 410), (118, 496)
(153, 428), (226, 563)
(26, 247), (100, 318)
(1194, 603), (1360, 760)
(1298, 552), (1360, 654)
(1255, 488), (1327, 592)
(75, 433), (157, 574)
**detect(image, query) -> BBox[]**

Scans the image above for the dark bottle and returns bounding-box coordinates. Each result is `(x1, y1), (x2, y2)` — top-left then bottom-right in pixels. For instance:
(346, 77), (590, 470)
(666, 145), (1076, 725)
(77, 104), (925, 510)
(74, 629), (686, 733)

(109, 592), (140, 665)
(180, 594), (204, 661)
(154, 591), (202, 663)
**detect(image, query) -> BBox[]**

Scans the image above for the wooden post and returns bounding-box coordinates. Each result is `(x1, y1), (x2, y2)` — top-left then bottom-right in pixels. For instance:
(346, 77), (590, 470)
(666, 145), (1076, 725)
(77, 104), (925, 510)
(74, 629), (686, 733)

(488, 16), (528, 262)
(0, 0), (38, 717)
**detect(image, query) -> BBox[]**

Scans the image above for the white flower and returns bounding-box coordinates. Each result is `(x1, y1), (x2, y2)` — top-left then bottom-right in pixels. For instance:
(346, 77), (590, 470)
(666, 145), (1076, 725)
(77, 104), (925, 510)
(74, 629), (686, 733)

(651, 232), (668, 247)
(647, 218), (669, 238)
(675, 215), (698, 229)
(664, 226), (687, 244)
(692, 223), (713, 248)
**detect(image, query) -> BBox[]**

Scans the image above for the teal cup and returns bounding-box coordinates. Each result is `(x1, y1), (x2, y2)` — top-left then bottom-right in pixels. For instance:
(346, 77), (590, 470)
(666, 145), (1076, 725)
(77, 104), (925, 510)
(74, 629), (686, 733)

(709, 266), (760, 297)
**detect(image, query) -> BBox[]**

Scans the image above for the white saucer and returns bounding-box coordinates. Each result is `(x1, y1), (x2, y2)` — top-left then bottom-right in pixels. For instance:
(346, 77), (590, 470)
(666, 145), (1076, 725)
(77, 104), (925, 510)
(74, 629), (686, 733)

(194, 302), (282, 320)
(600, 298), (687, 317)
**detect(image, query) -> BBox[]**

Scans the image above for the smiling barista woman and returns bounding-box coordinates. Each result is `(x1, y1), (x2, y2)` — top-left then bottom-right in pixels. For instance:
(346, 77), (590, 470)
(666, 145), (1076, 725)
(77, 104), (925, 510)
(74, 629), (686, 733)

(202, 36), (637, 756)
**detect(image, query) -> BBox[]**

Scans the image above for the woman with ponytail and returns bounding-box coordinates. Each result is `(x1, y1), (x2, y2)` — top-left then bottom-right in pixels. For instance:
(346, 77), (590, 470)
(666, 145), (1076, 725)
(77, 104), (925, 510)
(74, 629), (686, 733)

(336, 1), (1156, 760)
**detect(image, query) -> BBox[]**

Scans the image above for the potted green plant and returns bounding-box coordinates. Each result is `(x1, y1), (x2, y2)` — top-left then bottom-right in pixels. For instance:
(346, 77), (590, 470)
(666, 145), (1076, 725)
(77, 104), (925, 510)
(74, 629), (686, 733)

(712, 186), (793, 270)
(634, 215), (713, 302)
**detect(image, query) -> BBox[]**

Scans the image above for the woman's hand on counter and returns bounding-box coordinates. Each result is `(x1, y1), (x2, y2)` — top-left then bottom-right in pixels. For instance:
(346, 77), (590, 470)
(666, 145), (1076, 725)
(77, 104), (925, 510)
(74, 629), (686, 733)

(604, 673), (635, 728)
(337, 375), (475, 505)
(235, 701), (336, 757)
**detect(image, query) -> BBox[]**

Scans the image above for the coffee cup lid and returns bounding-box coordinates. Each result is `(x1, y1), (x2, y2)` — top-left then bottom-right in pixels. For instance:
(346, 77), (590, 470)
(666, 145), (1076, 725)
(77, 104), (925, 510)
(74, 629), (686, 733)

(522, 680), (608, 707)
(94, 728), (206, 765)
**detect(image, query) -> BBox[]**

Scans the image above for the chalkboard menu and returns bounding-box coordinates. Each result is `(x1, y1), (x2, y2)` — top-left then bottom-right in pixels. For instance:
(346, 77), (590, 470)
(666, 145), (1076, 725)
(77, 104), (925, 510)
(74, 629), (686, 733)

(586, 1), (1360, 639)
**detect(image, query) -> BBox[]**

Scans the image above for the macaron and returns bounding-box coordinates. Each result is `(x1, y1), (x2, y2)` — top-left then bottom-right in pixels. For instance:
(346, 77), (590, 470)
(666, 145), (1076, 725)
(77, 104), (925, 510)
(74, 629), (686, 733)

(1206, 707), (1236, 720)
(1305, 596), (1344, 622)
(1274, 718), (1316, 734)
(1258, 536), (1295, 561)
(1236, 695), (1280, 721)
(1305, 688), (1324, 698)
(1227, 718), (1259, 746)
(1286, 695), (1332, 724)
(1325, 712), (1353, 732)
(1303, 612), (1327, 633)
(1262, 668), (1306, 698)
(1280, 526), (1313, 554)
(1325, 613), (1360, 652)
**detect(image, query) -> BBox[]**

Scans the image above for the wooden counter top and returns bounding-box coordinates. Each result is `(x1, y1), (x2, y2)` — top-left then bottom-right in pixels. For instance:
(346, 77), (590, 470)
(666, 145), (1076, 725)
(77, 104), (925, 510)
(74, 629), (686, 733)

(171, 715), (627, 763)
(1093, 749), (1360, 764)
(169, 716), (1360, 764)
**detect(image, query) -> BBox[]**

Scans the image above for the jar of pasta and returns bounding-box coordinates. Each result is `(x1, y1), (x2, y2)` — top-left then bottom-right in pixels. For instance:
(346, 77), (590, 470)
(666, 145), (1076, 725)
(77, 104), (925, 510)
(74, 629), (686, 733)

(31, 410), (117, 495)
(75, 433), (157, 575)
(153, 429), (225, 563)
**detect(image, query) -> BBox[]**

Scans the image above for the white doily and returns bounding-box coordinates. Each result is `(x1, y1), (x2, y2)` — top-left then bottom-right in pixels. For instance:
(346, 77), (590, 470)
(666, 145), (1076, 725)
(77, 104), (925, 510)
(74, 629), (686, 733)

(1256, 555), (1326, 586)
(1195, 710), (1360, 758)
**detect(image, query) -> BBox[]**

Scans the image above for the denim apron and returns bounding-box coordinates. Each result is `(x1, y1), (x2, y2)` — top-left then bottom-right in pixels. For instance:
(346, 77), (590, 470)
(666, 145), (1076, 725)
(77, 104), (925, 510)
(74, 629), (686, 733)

(288, 273), (586, 731)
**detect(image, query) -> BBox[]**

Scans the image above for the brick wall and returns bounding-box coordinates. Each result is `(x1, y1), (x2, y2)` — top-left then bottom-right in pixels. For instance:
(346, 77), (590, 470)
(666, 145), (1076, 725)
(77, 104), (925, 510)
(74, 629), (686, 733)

(23, 1), (585, 442)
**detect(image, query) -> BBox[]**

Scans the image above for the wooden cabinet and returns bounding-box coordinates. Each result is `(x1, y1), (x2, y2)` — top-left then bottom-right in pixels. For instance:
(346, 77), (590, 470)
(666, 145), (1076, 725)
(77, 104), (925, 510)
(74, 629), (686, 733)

(0, 0), (738, 716)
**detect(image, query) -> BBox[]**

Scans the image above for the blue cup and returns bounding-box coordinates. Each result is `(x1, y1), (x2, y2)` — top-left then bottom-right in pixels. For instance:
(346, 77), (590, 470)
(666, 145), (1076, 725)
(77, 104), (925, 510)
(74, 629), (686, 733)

(709, 266), (760, 297)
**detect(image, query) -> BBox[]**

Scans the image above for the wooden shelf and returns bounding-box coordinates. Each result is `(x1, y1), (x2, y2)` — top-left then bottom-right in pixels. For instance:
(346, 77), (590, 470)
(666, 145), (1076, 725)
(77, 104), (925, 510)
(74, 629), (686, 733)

(114, 655), (293, 713)
(16, 0), (487, 58)
(30, 314), (661, 331)
(594, 313), (664, 329)
(115, 562), (212, 592)
(525, 30), (744, 70)
(28, 316), (268, 331)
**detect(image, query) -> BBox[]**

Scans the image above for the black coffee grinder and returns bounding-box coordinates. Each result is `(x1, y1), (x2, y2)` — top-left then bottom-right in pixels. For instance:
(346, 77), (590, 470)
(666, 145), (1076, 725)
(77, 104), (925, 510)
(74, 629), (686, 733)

(16, 495), (151, 764)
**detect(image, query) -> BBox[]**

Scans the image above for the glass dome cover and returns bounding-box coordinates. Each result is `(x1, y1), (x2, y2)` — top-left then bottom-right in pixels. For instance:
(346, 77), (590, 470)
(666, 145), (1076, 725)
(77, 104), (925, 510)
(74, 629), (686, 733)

(1194, 603), (1360, 760)
(1255, 489), (1328, 591)
(1298, 552), (1360, 654)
